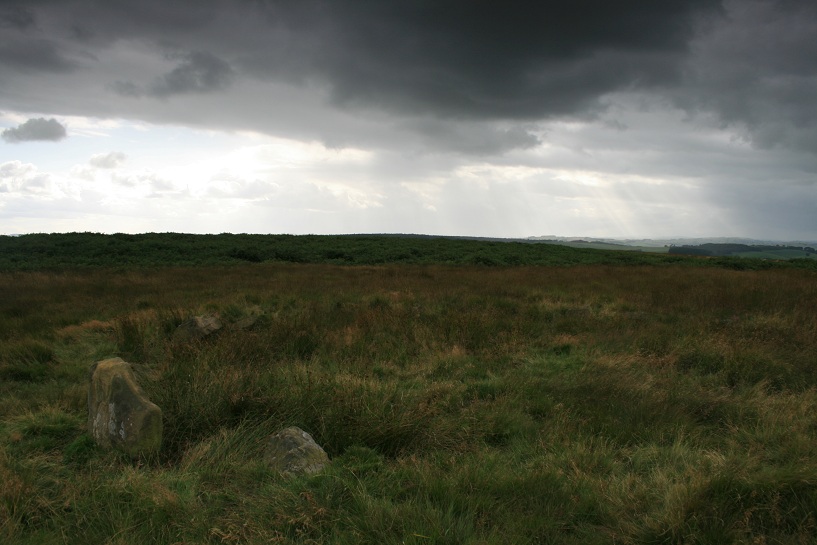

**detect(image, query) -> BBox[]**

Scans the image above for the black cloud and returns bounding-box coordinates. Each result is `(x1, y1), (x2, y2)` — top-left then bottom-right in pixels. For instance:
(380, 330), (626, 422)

(240, 0), (723, 119)
(2, 118), (68, 143)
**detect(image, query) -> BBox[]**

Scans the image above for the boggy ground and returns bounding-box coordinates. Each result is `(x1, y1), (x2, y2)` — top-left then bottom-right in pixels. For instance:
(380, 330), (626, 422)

(1, 264), (816, 544)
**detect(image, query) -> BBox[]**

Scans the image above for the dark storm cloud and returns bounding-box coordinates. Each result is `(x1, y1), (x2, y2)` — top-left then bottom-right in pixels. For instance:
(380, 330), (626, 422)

(0, 5), (35, 29)
(678, 0), (817, 154)
(241, 0), (723, 119)
(1, 0), (815, 160)
(3, 0), (721, 118)
(2, 118), (67, 143)
(0, 38), (76, 73)
(18, 0), (222, 47)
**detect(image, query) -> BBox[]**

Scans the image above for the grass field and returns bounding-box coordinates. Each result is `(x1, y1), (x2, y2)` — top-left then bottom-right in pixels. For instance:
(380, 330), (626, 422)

(2, 261), (817, 544)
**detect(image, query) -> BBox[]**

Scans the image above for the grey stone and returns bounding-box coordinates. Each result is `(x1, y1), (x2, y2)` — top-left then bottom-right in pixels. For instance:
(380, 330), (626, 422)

(173, 314), (222, 342)
(88, 357), (162, 457)
(266, 427), (330, 476)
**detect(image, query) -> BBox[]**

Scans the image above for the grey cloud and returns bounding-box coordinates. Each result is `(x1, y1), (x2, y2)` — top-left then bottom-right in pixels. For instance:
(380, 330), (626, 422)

(114, 51), (234, 98)
(6, 0), (721, 120)
(243, 0), (722, 120)
(406, 120), (542, 156)
(150, 51), (234, 96)
(0, 6), (35, 29)
(700, 175), (817, 240)
(48, 0), (223, 47)
(2, 0), (815, 166)
(110, 81), (143, 97)
(2, 118), (67, 143)
(0, 38), (76, 73)
(677, 0), (817, 153)
(89, 151), (127, 168)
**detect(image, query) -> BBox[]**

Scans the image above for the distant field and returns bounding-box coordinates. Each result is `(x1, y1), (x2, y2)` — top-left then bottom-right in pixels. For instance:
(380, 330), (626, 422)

(1, 232), (813, 271)
(543, 240), (670, 253)
(734, 249), (817, 260)
(2, 260), (817, 543)
(669, 242), (816, 261)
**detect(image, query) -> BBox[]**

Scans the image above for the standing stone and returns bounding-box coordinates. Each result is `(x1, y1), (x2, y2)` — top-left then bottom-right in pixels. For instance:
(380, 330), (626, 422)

(266, 427), (330, 476)
(88, 357), (162, 457)
(172, 314), (222, 342)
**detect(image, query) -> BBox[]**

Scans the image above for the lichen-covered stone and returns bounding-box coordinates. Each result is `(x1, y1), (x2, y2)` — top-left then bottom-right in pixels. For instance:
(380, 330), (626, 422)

(88, 357), (162, 457)
(266, 427), (330, 476)
(172, 314), (222, 342)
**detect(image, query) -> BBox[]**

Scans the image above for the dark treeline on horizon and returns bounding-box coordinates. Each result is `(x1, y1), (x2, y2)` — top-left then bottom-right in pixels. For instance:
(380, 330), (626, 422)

(2, 232), (816, 271)
(669, 243), (816, 257)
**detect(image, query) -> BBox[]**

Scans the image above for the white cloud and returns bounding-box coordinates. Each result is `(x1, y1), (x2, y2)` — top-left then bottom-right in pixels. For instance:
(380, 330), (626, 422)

(70, 164), (96, 181)
(0, 160), (52, 193)
(89, 151), (127, 168)
(110, 170), (176, 196)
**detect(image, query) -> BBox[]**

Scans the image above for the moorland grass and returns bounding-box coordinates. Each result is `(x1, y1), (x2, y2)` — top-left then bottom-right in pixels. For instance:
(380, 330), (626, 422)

(1, 264), (816, 544)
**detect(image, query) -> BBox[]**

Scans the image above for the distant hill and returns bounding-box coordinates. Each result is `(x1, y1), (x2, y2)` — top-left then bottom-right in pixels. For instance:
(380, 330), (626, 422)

(668, 243), (816, 260)
(529, 236), (817, 260)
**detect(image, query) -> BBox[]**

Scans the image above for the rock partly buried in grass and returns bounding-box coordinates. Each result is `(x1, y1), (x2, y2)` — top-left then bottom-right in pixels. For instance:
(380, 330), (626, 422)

(88, 357), (162, 457)
(172, 314), (222, 342)
(266, 427), (330, 476)
(232, 305), (264, 330)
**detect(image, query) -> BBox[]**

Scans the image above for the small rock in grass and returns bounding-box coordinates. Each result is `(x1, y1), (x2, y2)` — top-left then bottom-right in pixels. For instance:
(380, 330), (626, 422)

(172, 314), (222, 342)
(266, 426), (330, 476)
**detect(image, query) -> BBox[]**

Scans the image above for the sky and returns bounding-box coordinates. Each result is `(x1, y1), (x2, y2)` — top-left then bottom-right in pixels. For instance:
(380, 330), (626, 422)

(1, 0), (815, 240)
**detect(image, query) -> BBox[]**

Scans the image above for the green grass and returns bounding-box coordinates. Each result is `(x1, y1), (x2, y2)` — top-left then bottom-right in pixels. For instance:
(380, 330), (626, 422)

(1, 263), (816, 543)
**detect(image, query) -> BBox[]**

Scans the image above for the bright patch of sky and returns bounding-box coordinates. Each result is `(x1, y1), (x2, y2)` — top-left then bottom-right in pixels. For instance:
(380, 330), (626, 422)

(2, 103), (756, 238)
